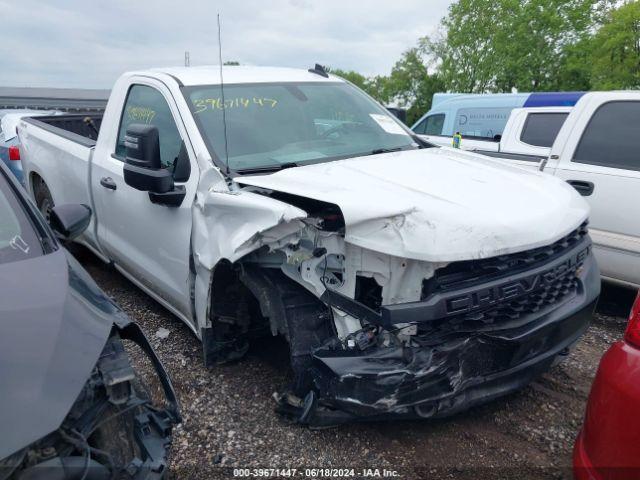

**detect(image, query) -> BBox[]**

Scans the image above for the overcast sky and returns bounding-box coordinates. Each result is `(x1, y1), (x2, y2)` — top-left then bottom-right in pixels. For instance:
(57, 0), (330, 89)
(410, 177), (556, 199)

(0, 0), (452, 89)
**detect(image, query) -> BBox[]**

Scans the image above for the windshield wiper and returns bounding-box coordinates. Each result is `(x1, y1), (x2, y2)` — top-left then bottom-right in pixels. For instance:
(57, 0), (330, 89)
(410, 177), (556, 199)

(236, 162), (299, 175)
(366, 147), (409, 156)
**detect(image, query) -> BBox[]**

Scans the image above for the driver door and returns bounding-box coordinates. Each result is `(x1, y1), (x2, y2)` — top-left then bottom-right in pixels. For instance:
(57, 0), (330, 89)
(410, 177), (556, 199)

(91, 79), (198, 323)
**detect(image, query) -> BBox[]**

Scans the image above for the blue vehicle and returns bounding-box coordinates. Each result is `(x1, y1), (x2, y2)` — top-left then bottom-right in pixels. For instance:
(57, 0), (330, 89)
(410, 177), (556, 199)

(0, 110), (26, 183)
(411, 92), (585, 140)
(0, 138), (22, 184)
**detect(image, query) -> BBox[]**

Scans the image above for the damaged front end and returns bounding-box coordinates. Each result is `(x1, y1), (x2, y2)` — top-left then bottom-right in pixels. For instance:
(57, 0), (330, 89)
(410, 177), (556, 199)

(0, 323), (180, 480)
(297, 225), (599, 425)
(217, 198), (600, 426)
(192, 158), (599, 426)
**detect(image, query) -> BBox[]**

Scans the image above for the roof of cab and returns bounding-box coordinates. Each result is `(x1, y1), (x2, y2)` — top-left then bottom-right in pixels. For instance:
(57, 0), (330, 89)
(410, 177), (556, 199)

(145, 65), (343, 87)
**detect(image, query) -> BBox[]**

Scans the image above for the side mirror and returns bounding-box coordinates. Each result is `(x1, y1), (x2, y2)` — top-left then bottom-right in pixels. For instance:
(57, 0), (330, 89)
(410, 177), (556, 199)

(49, 204), (92, 241)
(123, 124), (173, 193)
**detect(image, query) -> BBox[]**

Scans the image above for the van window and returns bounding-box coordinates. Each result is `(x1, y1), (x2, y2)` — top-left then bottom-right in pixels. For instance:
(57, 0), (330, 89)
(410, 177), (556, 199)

(572, 101), (640, 171)
(414, 114), (445, 135)
(520, 112), (568, 147)
(412, 118), (427, 134)
(115, 85), (182, 170)
(454, 107), (511, 139)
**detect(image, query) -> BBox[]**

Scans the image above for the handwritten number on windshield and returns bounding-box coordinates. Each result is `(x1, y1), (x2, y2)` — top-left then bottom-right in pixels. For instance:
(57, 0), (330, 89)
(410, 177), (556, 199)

(193, 97), (278, 114)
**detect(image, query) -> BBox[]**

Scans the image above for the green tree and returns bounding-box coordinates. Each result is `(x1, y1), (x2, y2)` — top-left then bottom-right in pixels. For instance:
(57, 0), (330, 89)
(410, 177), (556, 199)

(330, 69), (369, 90)
(329, 68), (390, 102)
(501, 0), (598, 91)
(385, 48), (445, 125)
(425, 0), (605, 92)
(556, 37), (596, 91)
(422, 0), (502, 92)
(590, 1), (640, 89)
(331, 50), (443, 125)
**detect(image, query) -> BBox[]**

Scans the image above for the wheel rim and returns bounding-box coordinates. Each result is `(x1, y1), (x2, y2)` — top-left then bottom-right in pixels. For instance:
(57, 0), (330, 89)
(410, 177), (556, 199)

(40, 198), (52, 224)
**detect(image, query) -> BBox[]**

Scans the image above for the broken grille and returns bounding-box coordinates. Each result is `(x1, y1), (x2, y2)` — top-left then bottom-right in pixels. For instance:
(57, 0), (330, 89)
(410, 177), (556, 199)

(455, 266), (579, 326)
(422, 222), (589, 297)
(419, 222), (589, 329)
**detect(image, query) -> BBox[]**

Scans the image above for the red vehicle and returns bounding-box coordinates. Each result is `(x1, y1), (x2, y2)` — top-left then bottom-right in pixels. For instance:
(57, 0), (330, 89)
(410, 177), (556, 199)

(574, 290), (640, 480)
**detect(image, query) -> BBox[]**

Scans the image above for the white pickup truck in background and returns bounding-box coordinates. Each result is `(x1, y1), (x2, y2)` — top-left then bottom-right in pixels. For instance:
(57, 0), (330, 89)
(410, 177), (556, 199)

(418, 106), (572, 166)
(17, 65), (599, 426)
(538, 92), (640, 289)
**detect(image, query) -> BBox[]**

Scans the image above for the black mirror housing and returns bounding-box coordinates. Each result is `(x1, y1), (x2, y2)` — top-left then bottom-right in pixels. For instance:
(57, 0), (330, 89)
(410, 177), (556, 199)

(123, 124), (174, 193)
(125, 124), (161, 169)
(49, 204), (92, 241)
(124, 163), (174, 193)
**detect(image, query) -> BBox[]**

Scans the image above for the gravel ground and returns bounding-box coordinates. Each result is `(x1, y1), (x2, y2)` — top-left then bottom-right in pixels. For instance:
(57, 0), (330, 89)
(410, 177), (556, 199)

(71, 245), (636, 480)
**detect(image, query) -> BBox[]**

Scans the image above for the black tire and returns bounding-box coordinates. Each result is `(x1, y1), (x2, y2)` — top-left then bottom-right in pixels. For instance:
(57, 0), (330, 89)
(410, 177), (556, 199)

(239, 268), (335, 397)
(262, 271), (334, 396)
(33, 177), (54, 224)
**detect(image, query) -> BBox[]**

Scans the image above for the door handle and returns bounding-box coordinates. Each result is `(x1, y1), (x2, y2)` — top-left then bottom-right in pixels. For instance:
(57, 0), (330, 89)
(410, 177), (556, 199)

(566, 180), (594, 196)
(100, 177), (117, 190)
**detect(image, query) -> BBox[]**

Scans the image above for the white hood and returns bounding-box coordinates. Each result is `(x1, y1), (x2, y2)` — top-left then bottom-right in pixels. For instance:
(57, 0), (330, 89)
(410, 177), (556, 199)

(237, 148), (589, 263)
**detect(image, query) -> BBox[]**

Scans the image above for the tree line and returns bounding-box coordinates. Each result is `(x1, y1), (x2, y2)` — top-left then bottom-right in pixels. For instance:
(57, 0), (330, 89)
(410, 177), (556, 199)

(332, 0), (640, 125)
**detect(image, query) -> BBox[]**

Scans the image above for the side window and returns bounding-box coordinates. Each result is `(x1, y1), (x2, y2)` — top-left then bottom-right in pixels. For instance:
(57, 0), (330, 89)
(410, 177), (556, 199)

(115, 85), (182, 170)
(520, 112), (568, 147)
(412, 118), (427, 134)
(422, 114), (445, 135)
(573, 101), (640, 171)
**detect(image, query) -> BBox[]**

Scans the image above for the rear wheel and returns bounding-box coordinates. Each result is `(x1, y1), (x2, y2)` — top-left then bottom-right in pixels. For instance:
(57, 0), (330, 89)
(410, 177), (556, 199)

(33, 177), (54, 223)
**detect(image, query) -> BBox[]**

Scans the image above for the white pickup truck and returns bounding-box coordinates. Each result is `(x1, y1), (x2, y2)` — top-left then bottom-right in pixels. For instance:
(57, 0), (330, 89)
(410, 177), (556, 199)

(18, 66), (599, 426)
(539, 93), (640, 289)
(418, 106), (573, 165)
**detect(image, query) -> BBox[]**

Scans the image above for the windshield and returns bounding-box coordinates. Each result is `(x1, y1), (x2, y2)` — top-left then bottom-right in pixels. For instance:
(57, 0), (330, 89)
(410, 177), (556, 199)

(0, 173), (43, 264)
(184, 82), (417, 172)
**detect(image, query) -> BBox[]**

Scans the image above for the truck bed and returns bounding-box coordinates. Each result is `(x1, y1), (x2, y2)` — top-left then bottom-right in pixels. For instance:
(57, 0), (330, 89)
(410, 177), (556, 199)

(23, 113), (104, 147)
(18, 113), (104, 253)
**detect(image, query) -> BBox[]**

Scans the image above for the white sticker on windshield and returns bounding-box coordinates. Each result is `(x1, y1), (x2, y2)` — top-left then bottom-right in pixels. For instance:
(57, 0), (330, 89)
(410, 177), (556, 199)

(369, 114), (406, 135)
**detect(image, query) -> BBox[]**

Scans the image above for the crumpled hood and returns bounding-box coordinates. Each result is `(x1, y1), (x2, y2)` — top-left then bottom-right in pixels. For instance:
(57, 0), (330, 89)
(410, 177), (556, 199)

(238, 148), (589, 262)
(0, 249), (125, 459)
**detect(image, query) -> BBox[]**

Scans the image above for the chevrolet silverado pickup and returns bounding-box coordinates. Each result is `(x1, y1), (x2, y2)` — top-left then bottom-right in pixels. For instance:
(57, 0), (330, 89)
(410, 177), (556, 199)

(17, 65), (600, 426)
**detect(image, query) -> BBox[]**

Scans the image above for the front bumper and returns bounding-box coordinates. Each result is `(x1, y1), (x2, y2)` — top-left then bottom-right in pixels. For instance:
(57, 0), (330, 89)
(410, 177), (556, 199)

(281, 242), (600, 426)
